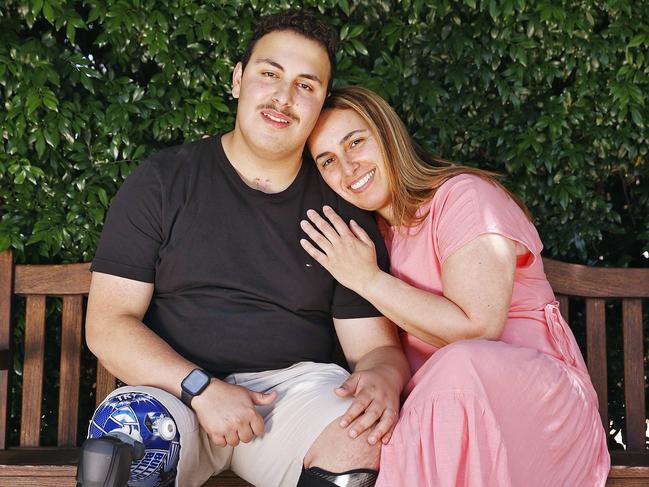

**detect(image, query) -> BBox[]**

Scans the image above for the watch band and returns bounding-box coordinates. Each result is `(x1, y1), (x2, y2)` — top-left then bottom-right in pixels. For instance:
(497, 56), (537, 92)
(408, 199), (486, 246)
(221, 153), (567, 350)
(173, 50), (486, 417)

(181, 389), (193, 408)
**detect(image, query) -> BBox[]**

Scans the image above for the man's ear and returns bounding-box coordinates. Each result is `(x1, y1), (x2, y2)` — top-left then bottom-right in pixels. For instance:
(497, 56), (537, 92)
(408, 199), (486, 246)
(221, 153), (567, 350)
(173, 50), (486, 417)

(231, 62), (243, 99)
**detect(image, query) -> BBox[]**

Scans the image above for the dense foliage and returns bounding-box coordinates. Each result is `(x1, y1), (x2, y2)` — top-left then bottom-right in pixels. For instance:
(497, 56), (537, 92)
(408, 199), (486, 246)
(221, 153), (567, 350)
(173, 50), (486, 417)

(1, 0), (648, 267)
(0, 0), (647, 447)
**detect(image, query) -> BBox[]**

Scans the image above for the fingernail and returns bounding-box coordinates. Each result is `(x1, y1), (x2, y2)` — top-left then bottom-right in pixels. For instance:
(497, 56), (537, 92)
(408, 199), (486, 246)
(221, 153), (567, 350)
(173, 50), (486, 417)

(368, 436), (376, 444)
(340, 420), (348, 427)
(323, 205), (331, 211)
(350, 429), (358, 438)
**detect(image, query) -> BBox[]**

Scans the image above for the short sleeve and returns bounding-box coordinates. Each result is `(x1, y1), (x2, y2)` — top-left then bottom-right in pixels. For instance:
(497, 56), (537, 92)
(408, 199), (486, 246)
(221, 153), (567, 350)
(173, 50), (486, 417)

(90, 159), (164, 282)
(432, 174), (542, 266)
(330, 200), (389, 319)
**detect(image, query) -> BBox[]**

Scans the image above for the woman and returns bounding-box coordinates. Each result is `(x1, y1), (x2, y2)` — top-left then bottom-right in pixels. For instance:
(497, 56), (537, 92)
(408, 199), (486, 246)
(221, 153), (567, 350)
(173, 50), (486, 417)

(300, 86), (610, 486)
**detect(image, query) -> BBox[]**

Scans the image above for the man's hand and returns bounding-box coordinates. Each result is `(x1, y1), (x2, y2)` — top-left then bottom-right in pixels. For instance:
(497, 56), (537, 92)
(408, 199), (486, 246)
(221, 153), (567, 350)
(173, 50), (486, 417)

(335, 366), (401, 445)
(192, 380), (277, 447)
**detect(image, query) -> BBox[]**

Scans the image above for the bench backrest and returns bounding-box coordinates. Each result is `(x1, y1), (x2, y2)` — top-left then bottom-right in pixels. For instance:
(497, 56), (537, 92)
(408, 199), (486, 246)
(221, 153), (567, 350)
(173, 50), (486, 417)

(0, 249), (647, 459)
(0, 249), (116, 450)
(543, 258), (649, 465)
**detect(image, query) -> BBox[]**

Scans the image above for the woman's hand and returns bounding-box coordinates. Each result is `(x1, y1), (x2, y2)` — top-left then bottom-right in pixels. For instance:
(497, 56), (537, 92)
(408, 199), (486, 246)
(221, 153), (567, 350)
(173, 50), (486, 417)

(300, 206), (381, 294)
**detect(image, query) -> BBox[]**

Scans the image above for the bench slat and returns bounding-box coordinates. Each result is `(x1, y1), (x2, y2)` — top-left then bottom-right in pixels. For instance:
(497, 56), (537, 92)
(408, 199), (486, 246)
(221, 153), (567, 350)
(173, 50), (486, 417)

(14, 264), (91, 296)
(20, 296), (46, 447)
(623, 299), (645, 452)
(58, 297), (82, 447)
(586, 298), (609, 432)
(0, 251), (13, 450)
(543, 258), (649, 298)
(95, 362), (116, 408)
(558, 295), (569, 321)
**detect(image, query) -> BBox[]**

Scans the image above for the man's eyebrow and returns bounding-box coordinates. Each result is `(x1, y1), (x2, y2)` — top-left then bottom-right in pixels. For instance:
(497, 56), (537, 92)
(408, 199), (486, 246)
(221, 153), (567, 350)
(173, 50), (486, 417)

(314, 129), (368, 161)
(255, 58), (323, 85)
(255, 58), (284, 71)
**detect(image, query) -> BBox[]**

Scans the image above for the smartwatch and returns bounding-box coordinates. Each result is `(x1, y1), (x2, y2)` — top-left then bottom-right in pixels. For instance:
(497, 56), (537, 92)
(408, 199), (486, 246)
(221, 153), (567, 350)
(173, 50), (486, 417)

(181, 368), (212, 408)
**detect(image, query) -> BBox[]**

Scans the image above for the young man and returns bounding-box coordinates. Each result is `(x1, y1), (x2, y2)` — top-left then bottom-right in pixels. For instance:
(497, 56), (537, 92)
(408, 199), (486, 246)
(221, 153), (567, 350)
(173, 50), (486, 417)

(85, 10), (409, 487)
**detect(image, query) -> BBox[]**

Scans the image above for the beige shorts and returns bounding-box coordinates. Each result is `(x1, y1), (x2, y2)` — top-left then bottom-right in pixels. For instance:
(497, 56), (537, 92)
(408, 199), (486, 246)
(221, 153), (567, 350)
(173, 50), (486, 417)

(105, 362), (351, 487)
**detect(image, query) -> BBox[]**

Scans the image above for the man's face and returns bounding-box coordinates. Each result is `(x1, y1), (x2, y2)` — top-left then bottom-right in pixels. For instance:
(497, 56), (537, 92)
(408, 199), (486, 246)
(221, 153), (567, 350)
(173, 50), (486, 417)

(231, 30), (331, 158)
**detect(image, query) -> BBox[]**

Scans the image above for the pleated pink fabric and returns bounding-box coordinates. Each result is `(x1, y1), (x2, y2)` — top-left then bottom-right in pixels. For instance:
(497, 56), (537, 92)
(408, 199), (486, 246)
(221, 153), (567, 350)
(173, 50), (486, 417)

(376, 174), (610, 487)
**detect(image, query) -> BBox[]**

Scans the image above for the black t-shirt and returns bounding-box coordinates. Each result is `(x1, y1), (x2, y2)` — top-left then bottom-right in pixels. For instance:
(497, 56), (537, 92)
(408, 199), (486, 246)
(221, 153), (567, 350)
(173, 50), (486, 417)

(91, 135), (389, 377)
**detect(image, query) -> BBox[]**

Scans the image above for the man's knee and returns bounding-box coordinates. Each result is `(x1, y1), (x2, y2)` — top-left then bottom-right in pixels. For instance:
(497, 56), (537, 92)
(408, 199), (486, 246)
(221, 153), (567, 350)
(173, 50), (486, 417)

(300, 422), (380, 486)
(303, 417), (381, 472)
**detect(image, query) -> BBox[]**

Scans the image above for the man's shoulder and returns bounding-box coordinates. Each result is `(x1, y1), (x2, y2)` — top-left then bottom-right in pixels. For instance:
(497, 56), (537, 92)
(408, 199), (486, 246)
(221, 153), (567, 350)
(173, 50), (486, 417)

(144, 135), (220, 170)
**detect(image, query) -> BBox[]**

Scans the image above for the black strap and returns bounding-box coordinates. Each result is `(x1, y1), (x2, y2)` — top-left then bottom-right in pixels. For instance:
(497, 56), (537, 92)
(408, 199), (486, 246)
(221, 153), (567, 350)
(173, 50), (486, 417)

(297, 466), (378, 487)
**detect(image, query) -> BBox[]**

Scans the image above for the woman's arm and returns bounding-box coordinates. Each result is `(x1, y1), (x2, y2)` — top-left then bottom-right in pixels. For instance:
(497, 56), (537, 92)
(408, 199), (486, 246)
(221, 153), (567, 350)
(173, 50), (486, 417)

(300, 206), (517, 346)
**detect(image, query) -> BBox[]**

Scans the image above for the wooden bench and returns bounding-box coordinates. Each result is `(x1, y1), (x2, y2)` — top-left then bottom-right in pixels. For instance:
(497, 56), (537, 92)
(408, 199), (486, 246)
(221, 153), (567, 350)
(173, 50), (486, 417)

(0, 248), (647, 486)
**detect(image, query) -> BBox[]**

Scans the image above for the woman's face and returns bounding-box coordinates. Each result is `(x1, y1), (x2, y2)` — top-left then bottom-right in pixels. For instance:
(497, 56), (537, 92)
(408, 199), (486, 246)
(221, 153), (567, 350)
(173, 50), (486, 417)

(308, 108), (392, 218)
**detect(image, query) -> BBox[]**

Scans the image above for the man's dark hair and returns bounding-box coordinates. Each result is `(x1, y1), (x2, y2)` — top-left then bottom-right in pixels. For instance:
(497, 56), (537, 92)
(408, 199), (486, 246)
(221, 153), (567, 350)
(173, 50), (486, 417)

(241, 10), (339, 93)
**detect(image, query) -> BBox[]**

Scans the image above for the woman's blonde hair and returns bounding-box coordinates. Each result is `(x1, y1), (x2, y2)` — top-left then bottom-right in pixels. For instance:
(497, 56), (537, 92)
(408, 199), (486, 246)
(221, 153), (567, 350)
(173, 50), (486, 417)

(322, 86), (531, 227)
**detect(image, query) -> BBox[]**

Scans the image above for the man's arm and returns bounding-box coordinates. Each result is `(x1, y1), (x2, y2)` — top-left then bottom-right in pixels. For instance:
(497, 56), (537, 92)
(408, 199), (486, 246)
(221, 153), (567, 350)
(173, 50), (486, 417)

(333, 316), (410, 445)
(86, 272), (276, 447)
(86, 272), (192, 390)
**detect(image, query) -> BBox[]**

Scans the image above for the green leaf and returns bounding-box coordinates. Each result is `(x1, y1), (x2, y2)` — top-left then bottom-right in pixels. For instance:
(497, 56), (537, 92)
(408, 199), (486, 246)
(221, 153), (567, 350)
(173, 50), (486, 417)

(14, 170), (26, 185)
(631, 108), (644, 128)
(0, 233), (10, 252)
(42, 1), (54, 23)
(60, 126), (75, 144)
(351, 39), (369, 56)
(66, 22), (76, 44)
(87, 7), (101, 23)
(43, 127), (60, 148)
(339, 0), (350, 16)
(349, 25), (364, 38)
(42, 89), (58, 111)
(489, 0), (499, 20)
(98, 188), (109, 207)
(35, 132), (46, 158)
(340, 24), (349, 41)
(628, 34), (645, 48)
(32, 0), (44, 15)
(26, 91), (41, 114)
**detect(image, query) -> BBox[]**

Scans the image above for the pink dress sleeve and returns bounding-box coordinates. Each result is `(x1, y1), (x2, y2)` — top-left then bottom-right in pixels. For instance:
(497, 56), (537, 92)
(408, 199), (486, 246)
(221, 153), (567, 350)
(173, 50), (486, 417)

(431, 174), (543, 265)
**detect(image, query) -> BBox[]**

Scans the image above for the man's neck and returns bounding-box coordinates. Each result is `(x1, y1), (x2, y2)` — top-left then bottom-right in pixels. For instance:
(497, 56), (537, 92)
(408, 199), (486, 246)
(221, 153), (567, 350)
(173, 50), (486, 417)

(221, 130), (304, 194)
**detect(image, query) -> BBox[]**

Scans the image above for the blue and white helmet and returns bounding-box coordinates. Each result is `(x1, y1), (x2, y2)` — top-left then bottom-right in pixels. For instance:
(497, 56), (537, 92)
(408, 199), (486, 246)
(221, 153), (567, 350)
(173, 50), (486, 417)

(89, 391), (180, 487)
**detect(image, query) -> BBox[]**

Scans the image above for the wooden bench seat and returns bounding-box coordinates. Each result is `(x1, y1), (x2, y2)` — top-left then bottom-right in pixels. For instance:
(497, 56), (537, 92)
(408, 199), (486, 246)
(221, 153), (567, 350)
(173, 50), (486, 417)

(0, 248), (647, 485)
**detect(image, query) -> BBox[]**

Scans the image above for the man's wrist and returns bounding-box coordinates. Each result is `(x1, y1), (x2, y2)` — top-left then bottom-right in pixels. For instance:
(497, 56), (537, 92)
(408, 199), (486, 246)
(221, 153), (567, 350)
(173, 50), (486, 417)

(180, 368), (213, 408)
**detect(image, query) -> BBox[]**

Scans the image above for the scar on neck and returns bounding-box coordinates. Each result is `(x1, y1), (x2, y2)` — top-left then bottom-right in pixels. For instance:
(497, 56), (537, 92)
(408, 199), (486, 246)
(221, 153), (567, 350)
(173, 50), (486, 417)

(253, 177), (271, 191)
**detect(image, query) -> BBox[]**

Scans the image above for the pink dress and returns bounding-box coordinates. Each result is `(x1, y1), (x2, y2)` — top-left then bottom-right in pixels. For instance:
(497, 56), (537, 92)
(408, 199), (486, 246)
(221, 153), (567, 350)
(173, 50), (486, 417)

(376, 174), (610, 487)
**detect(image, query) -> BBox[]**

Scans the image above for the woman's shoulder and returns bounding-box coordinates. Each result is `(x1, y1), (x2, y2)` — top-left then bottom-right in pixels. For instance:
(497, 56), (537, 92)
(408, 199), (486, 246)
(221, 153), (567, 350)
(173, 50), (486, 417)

(432, 173), (511, 209)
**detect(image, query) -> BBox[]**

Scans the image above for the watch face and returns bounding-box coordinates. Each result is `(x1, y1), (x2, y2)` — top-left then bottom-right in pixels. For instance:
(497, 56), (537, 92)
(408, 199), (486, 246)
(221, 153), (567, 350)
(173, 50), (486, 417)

(183, 369), (210, 394)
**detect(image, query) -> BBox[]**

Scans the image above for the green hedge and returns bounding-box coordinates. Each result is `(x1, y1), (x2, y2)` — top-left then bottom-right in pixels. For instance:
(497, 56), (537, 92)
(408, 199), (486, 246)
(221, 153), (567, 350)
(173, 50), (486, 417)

(1, 0), (647, 447)
(1, 0), (648, 267)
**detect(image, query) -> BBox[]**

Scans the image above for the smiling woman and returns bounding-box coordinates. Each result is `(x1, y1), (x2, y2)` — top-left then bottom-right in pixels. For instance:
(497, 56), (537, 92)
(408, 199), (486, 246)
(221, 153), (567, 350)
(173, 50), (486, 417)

(309, 111), (391, 215)
(302, 86), (611, 487)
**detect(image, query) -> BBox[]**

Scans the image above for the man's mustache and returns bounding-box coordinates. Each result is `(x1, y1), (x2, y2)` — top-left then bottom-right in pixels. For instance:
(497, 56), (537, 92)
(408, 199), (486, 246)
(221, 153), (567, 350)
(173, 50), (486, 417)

(258, 104), (300, 123)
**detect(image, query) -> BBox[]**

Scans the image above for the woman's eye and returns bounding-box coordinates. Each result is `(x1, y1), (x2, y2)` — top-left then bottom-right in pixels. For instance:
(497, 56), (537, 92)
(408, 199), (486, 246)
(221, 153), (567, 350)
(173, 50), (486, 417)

(350, 138), (364, 148)
(321, 157), (335, 168)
